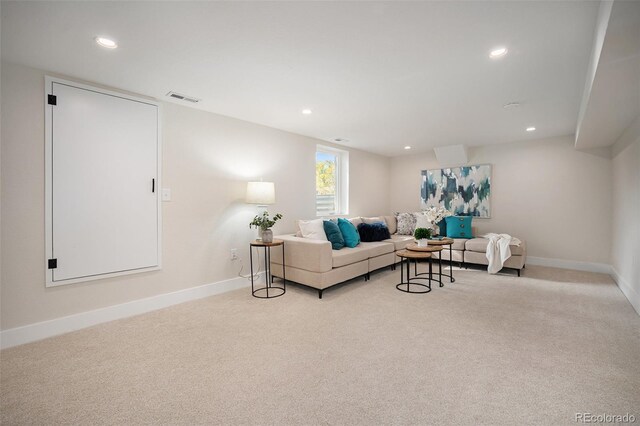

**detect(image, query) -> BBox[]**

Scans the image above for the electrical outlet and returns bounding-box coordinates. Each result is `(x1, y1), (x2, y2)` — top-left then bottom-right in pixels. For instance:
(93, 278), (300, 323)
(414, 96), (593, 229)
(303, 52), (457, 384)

(230, 248), (238, 261)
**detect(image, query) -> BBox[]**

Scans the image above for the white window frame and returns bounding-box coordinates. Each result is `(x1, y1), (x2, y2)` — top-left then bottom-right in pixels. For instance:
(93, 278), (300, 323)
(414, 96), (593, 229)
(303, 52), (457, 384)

(316, 145), (349, 216)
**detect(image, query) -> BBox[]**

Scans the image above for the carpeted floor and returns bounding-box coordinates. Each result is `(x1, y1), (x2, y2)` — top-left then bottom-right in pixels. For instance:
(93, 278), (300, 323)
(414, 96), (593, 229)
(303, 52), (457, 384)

(1, 265), (639, 425)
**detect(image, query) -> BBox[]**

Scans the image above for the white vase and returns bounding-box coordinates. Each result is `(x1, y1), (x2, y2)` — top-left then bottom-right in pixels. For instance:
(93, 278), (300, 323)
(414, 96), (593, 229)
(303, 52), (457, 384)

(262, 229), (273, 243)
(417, 239), (429, 247)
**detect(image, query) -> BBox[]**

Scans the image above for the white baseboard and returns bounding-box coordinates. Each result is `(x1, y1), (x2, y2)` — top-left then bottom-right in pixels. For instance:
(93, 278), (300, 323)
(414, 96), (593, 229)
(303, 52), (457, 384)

(0, 275), (255, 350)
(610, 267), (640, 316)
(526, 256), (612, 274)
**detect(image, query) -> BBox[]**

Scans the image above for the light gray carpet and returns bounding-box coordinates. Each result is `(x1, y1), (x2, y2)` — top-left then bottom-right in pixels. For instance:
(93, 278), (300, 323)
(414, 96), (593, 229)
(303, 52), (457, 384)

(1, 265), (639, 425)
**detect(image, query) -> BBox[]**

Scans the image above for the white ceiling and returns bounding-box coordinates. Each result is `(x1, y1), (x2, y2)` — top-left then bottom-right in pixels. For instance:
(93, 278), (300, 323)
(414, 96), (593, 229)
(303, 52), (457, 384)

(575, 0), (640, 149)
(1, 1), (600, 157)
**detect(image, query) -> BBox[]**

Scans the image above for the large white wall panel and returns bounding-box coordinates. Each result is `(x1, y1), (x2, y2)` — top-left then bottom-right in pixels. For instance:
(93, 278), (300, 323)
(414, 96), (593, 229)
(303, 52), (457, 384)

(46, 78), (160, 285)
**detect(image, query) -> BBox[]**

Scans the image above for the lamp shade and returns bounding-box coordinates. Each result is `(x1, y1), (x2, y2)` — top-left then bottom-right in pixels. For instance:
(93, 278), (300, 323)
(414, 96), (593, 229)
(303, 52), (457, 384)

(246, 181), (275, 205)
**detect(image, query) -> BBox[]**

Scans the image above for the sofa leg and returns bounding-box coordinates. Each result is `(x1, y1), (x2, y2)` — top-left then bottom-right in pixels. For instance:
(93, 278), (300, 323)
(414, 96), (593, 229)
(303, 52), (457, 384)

(517, 269), (521, 277)
(318, 289), (323, 299)
(523, 264), (526, 269)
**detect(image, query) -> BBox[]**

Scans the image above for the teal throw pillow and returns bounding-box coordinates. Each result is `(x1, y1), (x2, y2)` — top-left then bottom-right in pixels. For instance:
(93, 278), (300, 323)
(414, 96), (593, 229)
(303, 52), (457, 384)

(323, 220), (345, 250)
(337, 218), (360, 248)
(445, 216), (473, 239)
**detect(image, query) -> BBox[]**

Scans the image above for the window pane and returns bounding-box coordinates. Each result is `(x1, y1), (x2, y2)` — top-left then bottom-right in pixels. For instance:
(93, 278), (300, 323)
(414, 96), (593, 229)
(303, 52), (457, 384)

(316, 151), (337, 215)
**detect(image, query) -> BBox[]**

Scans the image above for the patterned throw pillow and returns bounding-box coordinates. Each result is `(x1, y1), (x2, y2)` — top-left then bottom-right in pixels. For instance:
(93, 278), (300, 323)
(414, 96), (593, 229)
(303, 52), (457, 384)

(394, 212), (417, 235)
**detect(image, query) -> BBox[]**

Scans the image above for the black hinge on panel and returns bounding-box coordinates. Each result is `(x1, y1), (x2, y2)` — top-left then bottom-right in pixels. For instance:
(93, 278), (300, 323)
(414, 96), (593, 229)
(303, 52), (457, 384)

(47, 94), (57, 105)
(48, 259), (57, 269)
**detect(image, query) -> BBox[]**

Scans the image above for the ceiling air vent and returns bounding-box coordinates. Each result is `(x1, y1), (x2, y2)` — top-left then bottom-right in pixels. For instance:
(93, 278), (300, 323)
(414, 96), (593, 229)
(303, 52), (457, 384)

(166, 92), (201, 103)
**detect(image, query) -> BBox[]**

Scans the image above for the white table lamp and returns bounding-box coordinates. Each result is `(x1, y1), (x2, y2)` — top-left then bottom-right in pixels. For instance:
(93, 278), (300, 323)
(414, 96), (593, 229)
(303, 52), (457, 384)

(246, 181), (275, 207)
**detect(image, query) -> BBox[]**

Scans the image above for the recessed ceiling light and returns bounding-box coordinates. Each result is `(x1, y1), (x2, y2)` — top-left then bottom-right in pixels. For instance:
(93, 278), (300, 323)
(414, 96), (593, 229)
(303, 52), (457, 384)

(95, 37), (118, 49)
(404, 146), (411, 150)
(526, 126), (536, 132)
(302, 109), (312, 115)
(333, 138), (349, 143)
(489, 47), (508, 58)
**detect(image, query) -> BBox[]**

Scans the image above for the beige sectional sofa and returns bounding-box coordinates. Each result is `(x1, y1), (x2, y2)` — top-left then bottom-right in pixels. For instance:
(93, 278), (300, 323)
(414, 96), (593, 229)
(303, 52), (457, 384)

(271, 216), (526, 298)
(270, 217), (414, 298)
(413, 225), (526, 276)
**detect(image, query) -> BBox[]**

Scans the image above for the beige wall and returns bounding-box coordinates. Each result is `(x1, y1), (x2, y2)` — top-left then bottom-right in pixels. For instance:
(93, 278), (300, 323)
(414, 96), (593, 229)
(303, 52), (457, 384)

(611, 116), (640, 313)
(0, 61), (390, 330)
(389, 136), (612, 264)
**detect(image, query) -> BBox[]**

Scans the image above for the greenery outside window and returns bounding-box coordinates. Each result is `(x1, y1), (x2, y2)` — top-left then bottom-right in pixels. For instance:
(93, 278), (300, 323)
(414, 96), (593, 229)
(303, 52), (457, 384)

(316, 146), (348, 216)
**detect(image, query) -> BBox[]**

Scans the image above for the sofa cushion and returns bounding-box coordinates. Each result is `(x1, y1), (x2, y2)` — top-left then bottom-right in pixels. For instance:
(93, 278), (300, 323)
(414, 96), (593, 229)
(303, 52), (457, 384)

(465, 238), (525, 256)
(445, 216), (473, 239)
(360, 241), (395, 257)
(357, 222), (391, 242)
(348, 217), (363, 227)
(331, 241), (394, 268)
(451, 238), (467, 251)
(383, 215), (397, 234)
(361, 216), (385, 225)
(323, 220), (345, 250)
(338, 218), (361, 248)
(382, 234), (415, 251)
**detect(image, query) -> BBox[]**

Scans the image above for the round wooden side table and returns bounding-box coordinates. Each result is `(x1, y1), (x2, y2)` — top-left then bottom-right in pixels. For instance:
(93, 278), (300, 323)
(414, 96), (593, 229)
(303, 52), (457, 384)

(395, 250), (432, 294)
(250, 239), (285, 299)
(407, 244), (444, 287)
(427, 238), (456, 283)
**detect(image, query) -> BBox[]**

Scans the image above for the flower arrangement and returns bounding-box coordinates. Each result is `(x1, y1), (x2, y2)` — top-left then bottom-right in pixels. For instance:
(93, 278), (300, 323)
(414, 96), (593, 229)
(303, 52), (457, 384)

(423, 206), (452, 225)
(249, 211), (283, 231)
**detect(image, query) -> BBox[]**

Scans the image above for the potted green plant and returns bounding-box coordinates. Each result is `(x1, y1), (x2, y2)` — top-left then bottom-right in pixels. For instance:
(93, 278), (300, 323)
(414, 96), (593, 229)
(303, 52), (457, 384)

(414, 227), (432, 247)
(249, 211), (283, 243)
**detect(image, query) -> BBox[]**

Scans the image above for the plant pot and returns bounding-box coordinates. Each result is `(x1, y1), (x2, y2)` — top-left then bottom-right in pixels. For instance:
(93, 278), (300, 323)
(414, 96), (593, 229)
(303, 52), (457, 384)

(416, 238), (429, 247)
(262, 229), (273, 243)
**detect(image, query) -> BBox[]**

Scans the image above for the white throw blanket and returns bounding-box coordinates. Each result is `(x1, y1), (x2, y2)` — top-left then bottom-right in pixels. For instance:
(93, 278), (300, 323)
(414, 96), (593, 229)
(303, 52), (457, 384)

(483, 233), (522, 274)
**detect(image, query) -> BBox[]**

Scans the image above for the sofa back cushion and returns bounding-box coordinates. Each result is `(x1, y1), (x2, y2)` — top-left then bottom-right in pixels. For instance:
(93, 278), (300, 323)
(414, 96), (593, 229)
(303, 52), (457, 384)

(357, 223), (391, 242)
(337, 218), (361, 248)
(348, 217), (363, 227)
(445, 216), (473, 239)
(323, 220), (345, 250)
(361, 216), (385, 225)
(383, 215), (397, 234)
(299, 219), (328, 240)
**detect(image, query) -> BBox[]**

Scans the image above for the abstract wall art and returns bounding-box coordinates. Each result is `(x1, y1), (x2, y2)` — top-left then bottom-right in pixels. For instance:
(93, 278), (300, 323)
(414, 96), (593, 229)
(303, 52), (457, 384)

(420, 164), (492, 218)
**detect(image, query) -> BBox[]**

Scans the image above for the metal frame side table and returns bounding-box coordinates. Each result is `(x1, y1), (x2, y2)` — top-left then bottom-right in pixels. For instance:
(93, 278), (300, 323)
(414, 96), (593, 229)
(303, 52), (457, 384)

(250, 239), (285, 299)
(395, 250), (432, 294)
(427, 237), (456, 283)
(406, 244), (444, 287)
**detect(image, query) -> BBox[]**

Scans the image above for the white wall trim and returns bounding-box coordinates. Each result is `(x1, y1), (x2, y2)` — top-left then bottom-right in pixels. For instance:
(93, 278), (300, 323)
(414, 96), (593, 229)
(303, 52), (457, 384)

(610, 267), (640, 316)
(0, 275), (254, 350)
(526, 256), (612, 274)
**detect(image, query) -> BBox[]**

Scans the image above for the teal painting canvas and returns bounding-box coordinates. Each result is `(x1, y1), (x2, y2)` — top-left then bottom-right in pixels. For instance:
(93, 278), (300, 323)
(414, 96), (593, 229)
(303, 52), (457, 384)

(421, 164), (491, 218)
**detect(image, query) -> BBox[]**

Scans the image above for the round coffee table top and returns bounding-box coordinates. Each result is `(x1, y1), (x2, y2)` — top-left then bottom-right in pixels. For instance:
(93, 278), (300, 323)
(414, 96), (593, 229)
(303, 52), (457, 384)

(250, 239), (284, 247)
(396, 249), (431, 259)
(426, 237), (454, 246)
(407, 244), (443, 253)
